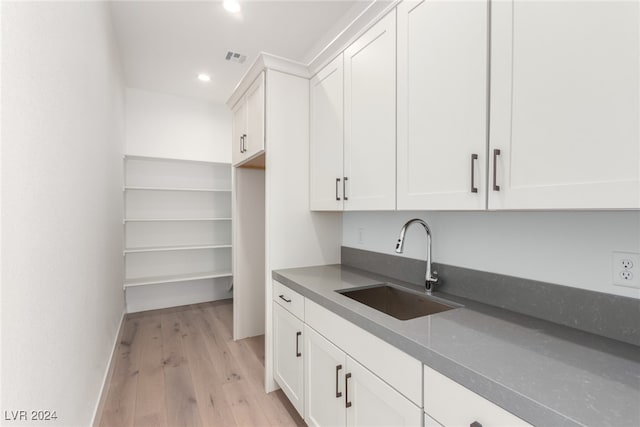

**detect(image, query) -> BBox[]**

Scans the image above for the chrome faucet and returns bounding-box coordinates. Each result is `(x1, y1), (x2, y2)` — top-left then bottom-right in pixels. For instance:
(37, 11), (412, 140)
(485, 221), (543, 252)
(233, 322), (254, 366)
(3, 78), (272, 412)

(395, 218), (438, 295)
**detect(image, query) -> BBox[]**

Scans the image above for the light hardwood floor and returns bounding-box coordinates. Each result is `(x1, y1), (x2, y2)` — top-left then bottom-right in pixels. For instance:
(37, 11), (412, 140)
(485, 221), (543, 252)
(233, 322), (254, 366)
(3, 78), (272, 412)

(98, 300), (306, 427)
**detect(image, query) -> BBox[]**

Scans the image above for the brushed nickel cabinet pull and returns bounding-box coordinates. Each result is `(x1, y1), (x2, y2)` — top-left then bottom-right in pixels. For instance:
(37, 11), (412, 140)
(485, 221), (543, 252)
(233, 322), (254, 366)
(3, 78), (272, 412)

(471, 153), (479, 193)
(492, 149), (501, 191)
(345, 373), (352, 408)
(295, 332), (302, 357)
(242, 134), (247, 153)
(336, 178), (341, 201)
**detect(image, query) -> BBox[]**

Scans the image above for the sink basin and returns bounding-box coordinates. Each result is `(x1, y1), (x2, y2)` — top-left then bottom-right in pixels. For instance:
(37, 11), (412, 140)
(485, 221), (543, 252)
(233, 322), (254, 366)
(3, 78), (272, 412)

(337, 284), (458, 320)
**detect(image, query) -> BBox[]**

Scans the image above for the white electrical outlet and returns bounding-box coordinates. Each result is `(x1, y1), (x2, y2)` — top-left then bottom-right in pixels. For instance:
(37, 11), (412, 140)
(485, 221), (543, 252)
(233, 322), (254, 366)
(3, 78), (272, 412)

(612, 251), (640, 288)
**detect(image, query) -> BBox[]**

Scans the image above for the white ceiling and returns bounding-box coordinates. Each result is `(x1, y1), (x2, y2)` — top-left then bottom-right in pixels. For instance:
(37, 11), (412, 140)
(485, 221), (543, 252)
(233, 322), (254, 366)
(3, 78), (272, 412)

(110, 1), (371, 103)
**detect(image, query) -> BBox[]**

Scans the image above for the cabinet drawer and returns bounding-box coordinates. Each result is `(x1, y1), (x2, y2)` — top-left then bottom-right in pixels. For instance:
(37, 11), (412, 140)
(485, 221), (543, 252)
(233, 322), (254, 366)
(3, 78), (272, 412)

(305, 299), (421, 406)
(273, 280), (305, 320)
(424, 365), (532, 427)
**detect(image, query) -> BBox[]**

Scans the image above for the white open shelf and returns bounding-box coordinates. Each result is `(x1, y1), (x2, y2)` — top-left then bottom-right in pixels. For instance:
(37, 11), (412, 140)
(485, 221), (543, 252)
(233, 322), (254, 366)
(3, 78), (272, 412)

(125, 186), (231, 192)
(125, 191), (231, 219)
(125, 220), (231, 248)
(125, 155), (231, 189)
(124, 154), (229, 165)
(124, 244), (232, 254)
(124, 271), (233, 288)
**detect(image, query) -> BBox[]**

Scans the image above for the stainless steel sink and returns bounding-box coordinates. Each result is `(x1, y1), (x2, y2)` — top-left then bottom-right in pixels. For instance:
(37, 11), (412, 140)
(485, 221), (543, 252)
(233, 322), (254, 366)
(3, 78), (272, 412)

(337, 284), (459, 320)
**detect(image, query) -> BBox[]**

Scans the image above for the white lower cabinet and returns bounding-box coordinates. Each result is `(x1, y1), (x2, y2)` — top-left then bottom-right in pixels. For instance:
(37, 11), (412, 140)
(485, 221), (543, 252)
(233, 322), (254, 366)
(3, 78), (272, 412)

(345, 357), (422, 427)
(305, 325), (421, 427)
(305, 299), (422, 406)
(274, 281), (529, 427)
(424, 365), (532, 427)
(305, 325), (346, 427)
(273, 303), (304, 416)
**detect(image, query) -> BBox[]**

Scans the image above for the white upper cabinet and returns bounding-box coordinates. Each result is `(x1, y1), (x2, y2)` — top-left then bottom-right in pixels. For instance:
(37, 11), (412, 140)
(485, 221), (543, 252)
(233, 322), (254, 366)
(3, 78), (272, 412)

(310, 55), (344, 210)
(489, 0), (640, 209)
(232, 100), (247, 166)
(245, 72), (265, 159)
(231, 72), (265, 167)
(397, 0), (488, 210)
(343, 11), (397, 210)
(310, 0), (637, 211)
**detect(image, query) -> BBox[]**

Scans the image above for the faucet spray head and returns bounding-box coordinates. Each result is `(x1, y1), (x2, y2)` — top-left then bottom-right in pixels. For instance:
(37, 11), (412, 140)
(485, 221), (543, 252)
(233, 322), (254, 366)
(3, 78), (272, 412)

(395, 239), (404, 253)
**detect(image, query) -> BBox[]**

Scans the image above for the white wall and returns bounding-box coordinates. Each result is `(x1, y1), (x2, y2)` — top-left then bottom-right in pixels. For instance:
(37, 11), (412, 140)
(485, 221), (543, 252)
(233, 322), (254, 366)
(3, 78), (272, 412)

(125, 87), (231, 163)
(1, 2), (125, 426)
(343, 211), (640, 299)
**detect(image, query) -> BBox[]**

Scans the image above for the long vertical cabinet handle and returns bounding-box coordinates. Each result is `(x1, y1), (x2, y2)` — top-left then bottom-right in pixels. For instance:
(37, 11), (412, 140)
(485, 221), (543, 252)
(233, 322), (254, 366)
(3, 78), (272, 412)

(492, 149), (501, 191)
(336, 178), (341, 201)
(295, 332), (302, 357)
(345, 373), (352, 408)
(343, 177), (349, 201)
(239, 135), (244, 153)
(242, 134), (247, 153)
(470, 154), (479, 193)
(335, 365), (343, 397)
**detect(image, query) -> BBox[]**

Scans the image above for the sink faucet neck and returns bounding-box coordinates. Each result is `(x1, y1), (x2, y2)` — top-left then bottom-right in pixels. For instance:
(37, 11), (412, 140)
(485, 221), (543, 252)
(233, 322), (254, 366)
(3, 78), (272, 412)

(395, 218), (438, 294)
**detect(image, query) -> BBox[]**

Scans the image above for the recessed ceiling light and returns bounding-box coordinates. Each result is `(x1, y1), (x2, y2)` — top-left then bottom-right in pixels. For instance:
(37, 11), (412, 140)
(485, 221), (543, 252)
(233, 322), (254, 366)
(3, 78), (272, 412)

(197, 73), (211, 82)
(223, 0), (241, 13)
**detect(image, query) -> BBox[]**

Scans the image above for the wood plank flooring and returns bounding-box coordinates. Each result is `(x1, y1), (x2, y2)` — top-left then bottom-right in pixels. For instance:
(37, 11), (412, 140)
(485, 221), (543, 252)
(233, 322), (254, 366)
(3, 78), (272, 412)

(98, 300), (306, 427)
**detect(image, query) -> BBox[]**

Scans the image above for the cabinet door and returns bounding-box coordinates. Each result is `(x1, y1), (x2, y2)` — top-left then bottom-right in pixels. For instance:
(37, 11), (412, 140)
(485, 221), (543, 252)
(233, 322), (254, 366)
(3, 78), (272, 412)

(273, 303), (304, 417)
(304, 326), (346, 427)
(232, 100), (247, 166)
(489, 0), (639, 209)
(310, 55), (345, 211)
(343, 11), (396, 210)
(397, 0), (488, 210)
(245, 71), (266, 161)
(345, 356), (422, 427)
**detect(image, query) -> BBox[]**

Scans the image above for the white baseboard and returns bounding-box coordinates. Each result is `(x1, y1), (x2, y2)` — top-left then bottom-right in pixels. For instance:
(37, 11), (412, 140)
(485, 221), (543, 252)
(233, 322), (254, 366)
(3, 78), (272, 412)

(91, 310), (126, 427)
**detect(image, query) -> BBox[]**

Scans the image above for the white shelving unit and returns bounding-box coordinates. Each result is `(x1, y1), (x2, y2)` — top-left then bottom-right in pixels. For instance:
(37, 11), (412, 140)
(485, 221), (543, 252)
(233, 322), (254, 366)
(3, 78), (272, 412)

(123, 155), (232, 312)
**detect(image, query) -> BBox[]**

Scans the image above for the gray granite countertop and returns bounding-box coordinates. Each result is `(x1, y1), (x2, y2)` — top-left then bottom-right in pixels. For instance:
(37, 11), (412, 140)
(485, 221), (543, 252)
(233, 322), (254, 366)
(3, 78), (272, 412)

(273, 264), (640, 427)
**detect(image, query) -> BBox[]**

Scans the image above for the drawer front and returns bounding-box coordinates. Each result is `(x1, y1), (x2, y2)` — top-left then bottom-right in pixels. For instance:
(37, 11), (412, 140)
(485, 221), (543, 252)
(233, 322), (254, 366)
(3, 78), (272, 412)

(273, 280), (305, 320)
(424, 365), (532, 427)
(305, 299), (422, 406)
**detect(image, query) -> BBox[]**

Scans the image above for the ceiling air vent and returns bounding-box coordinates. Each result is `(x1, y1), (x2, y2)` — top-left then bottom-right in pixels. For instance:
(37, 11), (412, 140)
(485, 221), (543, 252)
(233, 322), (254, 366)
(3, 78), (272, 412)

(225, 51), (247, 64)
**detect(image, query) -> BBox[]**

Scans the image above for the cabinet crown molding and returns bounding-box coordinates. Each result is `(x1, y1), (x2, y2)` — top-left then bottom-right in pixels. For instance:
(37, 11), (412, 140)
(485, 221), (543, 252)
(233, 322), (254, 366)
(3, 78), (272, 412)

(226, 53), (310, 109)
(227, 1), (401, 109)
